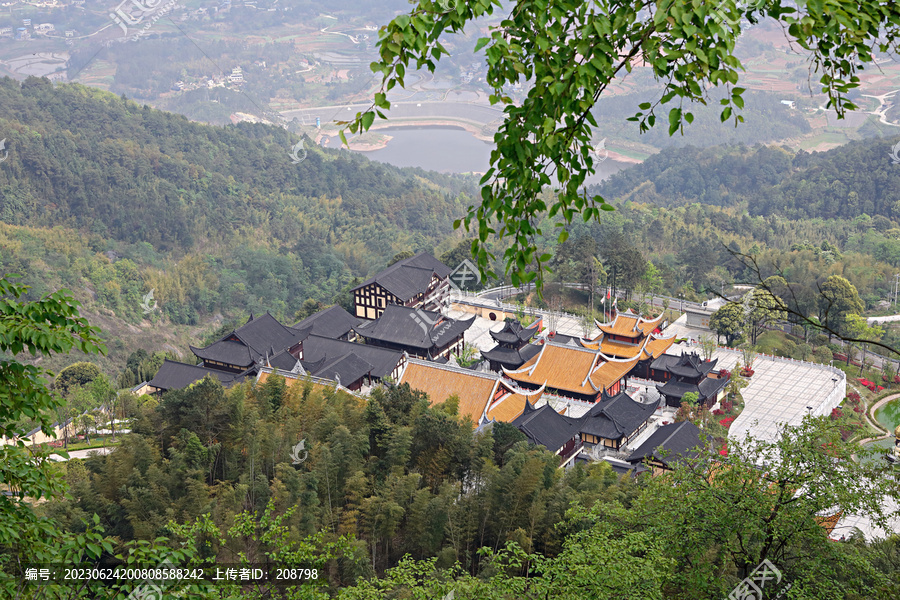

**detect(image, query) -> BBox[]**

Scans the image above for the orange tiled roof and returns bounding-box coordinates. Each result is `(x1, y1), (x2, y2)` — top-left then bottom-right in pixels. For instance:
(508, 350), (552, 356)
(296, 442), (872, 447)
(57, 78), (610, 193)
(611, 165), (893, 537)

(399, 360), (500, 422)
(504, 343), (639, 395)
(400, 359), (542, 423)
(486, 391), (541, 422)
(644, 335), (675, 359)
(590, 355), (640, 390)
(595, 310), (664, 339)
(817, 511), (843, 536)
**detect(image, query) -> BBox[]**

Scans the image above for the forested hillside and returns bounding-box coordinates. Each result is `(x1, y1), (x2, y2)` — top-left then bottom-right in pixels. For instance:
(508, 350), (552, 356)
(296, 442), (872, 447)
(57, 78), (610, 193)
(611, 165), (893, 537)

(597, 138), (900, 220)
(0, 77), (473, 347)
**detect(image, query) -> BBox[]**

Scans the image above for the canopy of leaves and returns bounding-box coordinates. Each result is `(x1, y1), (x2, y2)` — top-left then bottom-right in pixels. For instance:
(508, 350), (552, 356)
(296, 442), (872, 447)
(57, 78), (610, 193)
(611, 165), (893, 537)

(54, 362), (102, 396)
(0, 275), (105, 544)
(710, 301), (745, 347)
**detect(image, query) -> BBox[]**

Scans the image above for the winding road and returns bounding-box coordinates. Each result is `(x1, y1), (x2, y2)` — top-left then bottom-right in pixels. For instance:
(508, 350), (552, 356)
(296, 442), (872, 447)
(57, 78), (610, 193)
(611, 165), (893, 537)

(858, 90), (900, 127)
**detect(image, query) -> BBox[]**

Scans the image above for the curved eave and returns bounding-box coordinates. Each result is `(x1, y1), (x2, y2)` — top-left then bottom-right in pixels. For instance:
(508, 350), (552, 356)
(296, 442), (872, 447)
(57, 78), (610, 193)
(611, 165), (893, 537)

(501, 343), (547, 377)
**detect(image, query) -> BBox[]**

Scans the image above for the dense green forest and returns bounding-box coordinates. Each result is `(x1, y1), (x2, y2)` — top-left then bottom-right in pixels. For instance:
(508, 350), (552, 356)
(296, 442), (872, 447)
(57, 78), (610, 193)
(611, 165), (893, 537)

(597, 139), (900, 221)
(0, 77), (473, 332)
(7, 368), (900, 599)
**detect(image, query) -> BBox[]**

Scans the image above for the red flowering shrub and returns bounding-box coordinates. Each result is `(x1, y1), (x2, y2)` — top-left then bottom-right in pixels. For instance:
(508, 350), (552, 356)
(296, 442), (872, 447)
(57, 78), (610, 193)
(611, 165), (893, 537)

(719, 417), (735, 428)
(830, 408), (843, 420)
(719, 443), (728, 456)
(721, 400), (733, 413)
(847, 391), (861, 403)
(713, 409), (724, 416)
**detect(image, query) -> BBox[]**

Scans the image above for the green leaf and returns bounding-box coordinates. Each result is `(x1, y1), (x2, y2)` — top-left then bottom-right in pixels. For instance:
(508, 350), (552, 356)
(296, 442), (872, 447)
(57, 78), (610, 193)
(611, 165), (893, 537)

(474, 37), (491, 52)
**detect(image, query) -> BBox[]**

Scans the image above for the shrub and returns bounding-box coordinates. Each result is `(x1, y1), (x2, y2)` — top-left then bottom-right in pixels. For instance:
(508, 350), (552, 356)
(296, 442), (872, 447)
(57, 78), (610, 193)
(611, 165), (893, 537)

(812, 346), (833, 364)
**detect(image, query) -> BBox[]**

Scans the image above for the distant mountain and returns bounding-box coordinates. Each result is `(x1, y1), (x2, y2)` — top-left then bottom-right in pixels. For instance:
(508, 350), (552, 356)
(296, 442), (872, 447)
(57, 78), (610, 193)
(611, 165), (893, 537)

(0, 76), (473, 330)
(596, 137), (900, 221)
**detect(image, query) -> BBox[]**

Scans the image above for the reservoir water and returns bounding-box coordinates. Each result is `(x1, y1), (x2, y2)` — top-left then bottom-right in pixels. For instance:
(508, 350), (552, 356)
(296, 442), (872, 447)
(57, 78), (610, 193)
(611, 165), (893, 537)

(876, 397), (900, 433)
(328, 126), (632, 183)
(863, 396), (900, 462)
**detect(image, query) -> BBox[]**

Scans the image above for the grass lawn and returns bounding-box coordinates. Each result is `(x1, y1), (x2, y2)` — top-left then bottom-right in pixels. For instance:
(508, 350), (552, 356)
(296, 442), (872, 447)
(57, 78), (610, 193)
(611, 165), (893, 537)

(754, 330), (791, 355)
(798, 131), (851, 150)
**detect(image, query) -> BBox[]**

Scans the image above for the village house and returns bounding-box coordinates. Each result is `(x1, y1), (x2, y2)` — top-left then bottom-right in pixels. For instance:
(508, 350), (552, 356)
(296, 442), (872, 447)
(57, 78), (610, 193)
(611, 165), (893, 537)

(352, 252), (452, 320)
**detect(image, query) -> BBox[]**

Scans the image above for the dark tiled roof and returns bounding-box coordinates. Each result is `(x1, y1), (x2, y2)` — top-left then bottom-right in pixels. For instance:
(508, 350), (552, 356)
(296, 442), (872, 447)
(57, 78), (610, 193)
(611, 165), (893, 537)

(354, 304), (474, 351)
(482, 343), (542, 370)
(658, 375), (728, 402)
(190, 339), (255, 367)
(191, 313), (306, 366)
(656, 379), (698, 400)
(268, 349), (300, 371)
(650, 352), (717, 379)
(698, 376), (729, 399)
(352, 252), (452, 301)
(301, 335), (403, 379)
(292, 305), (362, 339)
(149, 359), (246, 391)
(600, 457), (648, 476)
(547, 332), (577, 345)
(627, 421), (703, 467)
(576, 391), (656, 440)
(512, 403), (579, 454)
(490, 319), (540, 345)
(310, 353), (373, 387)
(300, 356), (328, 374)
